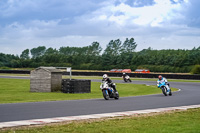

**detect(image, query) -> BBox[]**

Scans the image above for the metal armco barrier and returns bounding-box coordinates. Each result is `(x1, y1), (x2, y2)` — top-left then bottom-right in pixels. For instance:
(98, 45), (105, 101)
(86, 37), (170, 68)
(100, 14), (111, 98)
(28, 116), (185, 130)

(0, 70), (200, 80)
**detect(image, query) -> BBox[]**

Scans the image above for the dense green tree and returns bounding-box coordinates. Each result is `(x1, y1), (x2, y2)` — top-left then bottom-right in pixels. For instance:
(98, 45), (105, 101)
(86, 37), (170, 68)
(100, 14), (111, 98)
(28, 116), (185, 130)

(103, 39), (122, 56)
(30, 46), (46, 58)
(118, 38), (137, 67)
(45, 47), (58, 55)
(102, 39), (122, 67)
(87, 42), (102, 56)
(121, 38), (137, 53)
(20, 49), (30, 59)
(0, 39), (200, 73)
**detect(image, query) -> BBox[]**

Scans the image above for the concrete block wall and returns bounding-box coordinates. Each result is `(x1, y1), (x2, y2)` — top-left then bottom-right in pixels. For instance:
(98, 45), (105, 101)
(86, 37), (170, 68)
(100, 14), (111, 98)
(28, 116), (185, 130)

(51, 73), (62, 92)
(30, 67), (62, 92)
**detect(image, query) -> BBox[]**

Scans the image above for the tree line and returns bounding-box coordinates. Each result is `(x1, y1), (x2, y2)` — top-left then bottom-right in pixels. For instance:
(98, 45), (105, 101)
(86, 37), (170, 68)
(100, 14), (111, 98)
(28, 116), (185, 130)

(0, 38), (200, 73)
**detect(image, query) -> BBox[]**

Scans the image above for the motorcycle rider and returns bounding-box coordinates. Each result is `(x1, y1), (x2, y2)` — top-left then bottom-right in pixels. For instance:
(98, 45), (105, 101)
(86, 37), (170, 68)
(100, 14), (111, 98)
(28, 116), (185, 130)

(157, 75), (170, 91)
(102, 74), (118, 93)
(122, 72), (131, 82)
(122, 73), (127, 79)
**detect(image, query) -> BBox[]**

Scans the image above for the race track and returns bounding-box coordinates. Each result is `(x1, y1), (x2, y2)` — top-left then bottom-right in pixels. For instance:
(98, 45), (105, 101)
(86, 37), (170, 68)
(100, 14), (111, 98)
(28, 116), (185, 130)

(0, 76), (200, 123)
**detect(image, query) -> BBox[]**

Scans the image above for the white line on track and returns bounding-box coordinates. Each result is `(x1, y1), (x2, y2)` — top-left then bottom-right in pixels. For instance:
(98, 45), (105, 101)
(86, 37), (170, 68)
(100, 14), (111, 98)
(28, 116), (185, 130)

(0, 104), (200, 129)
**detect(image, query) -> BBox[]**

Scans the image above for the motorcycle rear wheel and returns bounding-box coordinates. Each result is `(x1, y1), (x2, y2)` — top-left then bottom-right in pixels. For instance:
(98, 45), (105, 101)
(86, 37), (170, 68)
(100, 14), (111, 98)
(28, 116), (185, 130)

(169, 89), (172, 96)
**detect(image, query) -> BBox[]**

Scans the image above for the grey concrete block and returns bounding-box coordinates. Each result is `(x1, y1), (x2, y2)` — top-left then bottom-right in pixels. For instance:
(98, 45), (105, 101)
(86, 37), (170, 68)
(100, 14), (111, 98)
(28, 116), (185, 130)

(30, 67), (62, 92)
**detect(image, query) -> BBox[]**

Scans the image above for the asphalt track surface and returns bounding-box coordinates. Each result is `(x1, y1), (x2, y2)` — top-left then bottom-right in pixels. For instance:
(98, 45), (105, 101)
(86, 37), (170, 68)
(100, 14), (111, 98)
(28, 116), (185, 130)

(0, 76), (200, 123)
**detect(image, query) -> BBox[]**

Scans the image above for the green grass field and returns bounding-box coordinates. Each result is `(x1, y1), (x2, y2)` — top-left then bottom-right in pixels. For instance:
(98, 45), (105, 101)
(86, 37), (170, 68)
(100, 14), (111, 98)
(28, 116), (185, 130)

(0, 78), (177, 104)
(1, 108), (200, 133)
(0, 73), (30, 76)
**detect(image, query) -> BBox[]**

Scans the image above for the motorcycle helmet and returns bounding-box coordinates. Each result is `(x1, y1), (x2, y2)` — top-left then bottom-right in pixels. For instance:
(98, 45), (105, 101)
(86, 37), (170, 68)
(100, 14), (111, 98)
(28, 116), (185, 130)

(123, 73), (125, 75)
(158, 75), (162, 80)
(103, 74), (108, 79)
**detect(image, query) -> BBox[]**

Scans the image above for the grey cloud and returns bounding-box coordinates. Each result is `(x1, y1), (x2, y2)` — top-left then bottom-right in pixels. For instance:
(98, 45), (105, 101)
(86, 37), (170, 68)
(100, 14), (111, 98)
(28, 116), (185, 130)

(125, 0), (155, 7)
(184, 0), (200, 28)
(0, 0), (107, 27)
(170, 0), (185, 4)
(170, 0), (200, 28)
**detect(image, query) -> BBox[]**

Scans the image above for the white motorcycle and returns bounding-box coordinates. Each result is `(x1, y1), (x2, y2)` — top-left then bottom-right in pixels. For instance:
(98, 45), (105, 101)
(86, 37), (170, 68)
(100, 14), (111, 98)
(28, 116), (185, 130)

(100, 81), (119, 100)
(123, 75), (132, 82)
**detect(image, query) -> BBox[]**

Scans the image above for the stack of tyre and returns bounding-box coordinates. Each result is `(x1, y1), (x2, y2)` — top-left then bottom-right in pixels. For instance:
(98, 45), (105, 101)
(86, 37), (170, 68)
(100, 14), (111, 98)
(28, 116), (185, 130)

(62, 79), (91, 93)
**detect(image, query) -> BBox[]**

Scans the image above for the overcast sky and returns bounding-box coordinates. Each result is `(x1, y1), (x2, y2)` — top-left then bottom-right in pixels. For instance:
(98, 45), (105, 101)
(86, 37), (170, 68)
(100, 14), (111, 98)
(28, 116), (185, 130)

(0, 0), (200, 55)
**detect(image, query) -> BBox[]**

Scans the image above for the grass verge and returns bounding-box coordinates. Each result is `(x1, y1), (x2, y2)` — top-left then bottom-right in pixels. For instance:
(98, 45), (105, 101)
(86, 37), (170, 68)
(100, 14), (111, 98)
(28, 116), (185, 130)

(1, 108), (200, 133)
(0, 78), (177, 104)
(0, 73), (30, 76)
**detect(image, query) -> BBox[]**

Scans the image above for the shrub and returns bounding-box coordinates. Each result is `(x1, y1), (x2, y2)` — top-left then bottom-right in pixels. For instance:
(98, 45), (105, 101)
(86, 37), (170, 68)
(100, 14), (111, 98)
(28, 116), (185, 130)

(191, 65), (200, 74)
(0, 67), (11, 70)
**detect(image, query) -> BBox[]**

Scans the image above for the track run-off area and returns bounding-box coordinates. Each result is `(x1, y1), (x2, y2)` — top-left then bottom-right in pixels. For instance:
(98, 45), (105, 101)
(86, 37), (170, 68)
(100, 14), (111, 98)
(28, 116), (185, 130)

(0, 76), (200, 128)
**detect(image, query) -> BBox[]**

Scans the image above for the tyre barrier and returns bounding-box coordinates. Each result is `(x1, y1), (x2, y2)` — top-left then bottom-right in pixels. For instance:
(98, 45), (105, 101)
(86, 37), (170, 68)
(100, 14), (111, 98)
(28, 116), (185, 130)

(62, 79), (91, 93)
(0, 70), (30, 74)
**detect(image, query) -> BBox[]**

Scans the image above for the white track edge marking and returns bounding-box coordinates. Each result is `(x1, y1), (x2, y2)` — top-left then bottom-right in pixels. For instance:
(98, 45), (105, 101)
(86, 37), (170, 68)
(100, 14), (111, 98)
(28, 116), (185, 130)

(0, 104), (200, 129)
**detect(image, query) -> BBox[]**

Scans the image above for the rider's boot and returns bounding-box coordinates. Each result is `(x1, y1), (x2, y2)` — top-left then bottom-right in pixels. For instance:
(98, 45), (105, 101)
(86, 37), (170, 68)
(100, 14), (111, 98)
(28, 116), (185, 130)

(113, 86), (118, 94)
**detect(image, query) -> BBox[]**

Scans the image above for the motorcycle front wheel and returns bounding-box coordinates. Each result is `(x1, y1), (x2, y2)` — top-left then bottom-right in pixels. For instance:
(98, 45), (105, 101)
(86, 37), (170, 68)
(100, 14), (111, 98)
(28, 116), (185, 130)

(162, 87), (167, 96)
(103, 90), (109, 100)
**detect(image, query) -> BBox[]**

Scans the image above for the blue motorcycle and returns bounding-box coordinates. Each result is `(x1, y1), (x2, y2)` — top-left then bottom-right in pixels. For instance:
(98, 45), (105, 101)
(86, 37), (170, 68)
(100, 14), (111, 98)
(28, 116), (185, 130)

(158, 82), (172, 96)
(100, 81), (119, 100)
